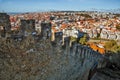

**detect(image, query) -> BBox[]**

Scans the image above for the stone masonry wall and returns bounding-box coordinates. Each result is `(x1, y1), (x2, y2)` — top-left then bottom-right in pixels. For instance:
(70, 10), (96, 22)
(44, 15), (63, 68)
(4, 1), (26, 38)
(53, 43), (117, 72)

(0, 37), (106, 80)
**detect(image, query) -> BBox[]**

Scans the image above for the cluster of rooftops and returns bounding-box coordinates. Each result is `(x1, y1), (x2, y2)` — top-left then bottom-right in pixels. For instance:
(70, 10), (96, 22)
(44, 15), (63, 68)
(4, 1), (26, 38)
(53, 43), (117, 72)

(0, 12), (120, 54)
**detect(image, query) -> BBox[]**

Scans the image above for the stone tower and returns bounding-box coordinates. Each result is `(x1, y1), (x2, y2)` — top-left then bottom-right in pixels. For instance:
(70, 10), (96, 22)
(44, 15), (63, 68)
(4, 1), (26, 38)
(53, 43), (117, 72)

(53, 32), (63, 46)
(0, 13), (11, 38)
(55, 32), (63, 43)
(20, 19), (35, 36)
(41, 21), (51, 40)
(63, 37), (70, 48)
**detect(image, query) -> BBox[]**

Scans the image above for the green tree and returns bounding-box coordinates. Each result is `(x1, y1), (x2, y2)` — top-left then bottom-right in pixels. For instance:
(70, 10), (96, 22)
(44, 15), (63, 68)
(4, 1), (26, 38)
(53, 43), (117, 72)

(104, 40), (120, 53)
(70, 36), (77, 42)
(79, 34), (87, 45)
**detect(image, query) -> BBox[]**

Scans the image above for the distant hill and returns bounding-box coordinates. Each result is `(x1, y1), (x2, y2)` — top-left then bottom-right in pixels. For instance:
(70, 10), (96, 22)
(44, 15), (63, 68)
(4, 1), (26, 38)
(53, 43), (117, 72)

(7, 12), (23, 15)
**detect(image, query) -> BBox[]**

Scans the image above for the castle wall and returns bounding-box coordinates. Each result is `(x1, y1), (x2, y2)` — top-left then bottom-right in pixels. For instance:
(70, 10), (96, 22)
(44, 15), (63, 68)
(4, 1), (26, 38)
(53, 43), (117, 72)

(50, 37), (106, 80)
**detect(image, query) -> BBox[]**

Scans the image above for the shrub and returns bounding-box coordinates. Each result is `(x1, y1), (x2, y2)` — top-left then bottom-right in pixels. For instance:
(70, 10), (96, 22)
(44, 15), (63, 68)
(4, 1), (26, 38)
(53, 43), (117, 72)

(104, 40), (120, 53)
(79, 34), (87, 45)
(70, 36), (77, 42)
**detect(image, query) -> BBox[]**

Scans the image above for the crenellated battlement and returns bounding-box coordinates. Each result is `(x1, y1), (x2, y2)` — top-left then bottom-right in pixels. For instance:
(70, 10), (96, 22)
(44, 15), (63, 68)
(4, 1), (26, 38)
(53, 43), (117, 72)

(50, 37), (107, 80)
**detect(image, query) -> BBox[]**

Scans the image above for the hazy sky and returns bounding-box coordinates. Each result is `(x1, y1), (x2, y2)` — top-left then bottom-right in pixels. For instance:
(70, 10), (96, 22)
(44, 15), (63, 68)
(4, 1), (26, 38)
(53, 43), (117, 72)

(0, 0), (120, 12)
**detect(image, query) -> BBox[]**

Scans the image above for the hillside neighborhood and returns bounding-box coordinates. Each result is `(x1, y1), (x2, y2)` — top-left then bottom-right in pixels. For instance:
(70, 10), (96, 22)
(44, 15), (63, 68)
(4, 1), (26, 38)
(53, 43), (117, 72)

(0, 12), (120, 54)
(0, 11), (120, 80)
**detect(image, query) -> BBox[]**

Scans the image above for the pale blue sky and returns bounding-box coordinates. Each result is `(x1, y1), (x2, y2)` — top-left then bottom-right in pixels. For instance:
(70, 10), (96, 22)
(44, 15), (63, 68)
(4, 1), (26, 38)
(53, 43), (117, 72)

(0, 0), (120, 12)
